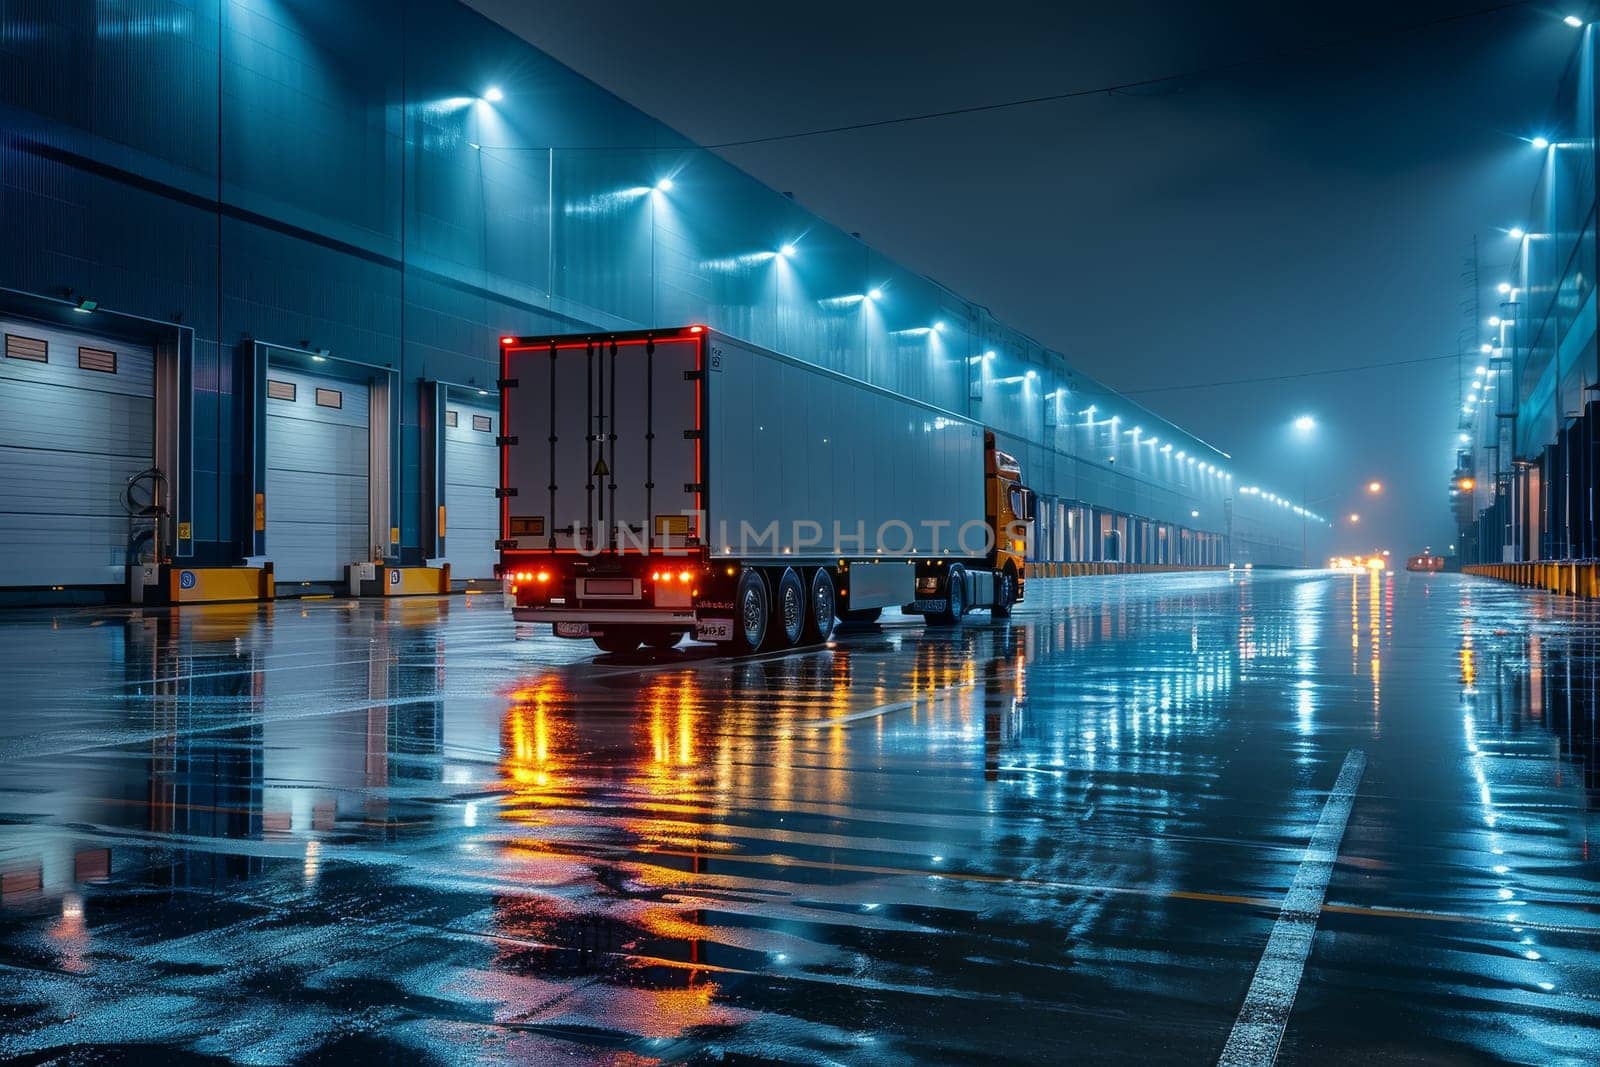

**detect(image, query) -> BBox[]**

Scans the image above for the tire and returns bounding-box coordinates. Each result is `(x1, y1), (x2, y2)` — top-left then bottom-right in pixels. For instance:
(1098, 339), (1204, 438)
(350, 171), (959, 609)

(593, 631), (640, 654)
(931, 564), (966, 626)
(802, 568), (837, 644)
(839, 607), (882, 625)
(733, 569), (770, 654)
(769, 567), (806, 649)
(992, 566), (1016, 619)
(644, 629), (684, 650)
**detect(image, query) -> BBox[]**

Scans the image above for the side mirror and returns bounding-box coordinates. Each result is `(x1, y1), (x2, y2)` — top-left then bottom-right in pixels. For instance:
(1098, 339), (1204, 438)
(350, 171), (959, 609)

(1023, 488), (1037, 522)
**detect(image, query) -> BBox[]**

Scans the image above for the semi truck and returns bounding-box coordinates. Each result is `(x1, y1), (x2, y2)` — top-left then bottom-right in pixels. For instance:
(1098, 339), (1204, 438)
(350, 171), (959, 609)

(496, 325), (1036, 654)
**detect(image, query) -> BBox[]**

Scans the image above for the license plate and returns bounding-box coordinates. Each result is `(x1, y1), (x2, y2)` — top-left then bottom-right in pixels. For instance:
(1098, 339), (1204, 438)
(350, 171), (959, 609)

(912, 599), (946, 614)
(554, 622), (592, 637)
(582, 578), (635, 597)
(695, 618), (733, 642)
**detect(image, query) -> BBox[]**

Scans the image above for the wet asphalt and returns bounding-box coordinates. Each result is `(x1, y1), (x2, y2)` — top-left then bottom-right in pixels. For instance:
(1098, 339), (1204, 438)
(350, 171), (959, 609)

(0, 571), (1596, 1064)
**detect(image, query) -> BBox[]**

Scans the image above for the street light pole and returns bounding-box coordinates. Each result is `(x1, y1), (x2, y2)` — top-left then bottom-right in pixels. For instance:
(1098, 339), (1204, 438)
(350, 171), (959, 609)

(1302, 465), (1309, 568)
(1293, 414), (1316, 568)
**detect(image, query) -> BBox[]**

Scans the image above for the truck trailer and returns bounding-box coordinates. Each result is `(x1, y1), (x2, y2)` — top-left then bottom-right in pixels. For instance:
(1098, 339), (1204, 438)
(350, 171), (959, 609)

(496, 326), (1036, 654)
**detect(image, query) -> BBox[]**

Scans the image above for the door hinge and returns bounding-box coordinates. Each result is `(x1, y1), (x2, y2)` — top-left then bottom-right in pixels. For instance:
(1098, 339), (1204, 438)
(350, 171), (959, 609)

(496, 435), (518, 446)
(683, 370), (704, 381)
(494, 538), (518, 550)
(495, 487), (518, 499)
(497, 377), (519, 390)
(683, 482), (704, 494)
(682, 429), (703, 440)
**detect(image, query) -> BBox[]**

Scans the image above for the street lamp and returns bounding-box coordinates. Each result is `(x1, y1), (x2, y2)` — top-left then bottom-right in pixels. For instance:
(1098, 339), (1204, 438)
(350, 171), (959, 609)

(1291, 415), (1316, 566)
(1349, 513), (1360, 524)
(1367, 481), (1382, 494)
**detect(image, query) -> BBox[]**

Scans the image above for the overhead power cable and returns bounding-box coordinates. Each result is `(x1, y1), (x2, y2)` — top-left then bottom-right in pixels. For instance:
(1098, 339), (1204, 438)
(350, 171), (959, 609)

(700, 1), (1529, 149)
(1119, 350), (1469, 395)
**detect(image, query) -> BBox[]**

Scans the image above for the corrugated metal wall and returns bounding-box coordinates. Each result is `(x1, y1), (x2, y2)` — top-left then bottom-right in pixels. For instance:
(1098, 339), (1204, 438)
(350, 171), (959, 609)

(0, 0), (1307, 571)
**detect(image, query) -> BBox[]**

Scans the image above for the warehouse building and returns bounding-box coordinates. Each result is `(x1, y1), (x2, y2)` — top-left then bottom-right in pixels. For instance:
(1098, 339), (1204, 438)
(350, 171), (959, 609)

(1457, 23), (1598, 564)
(0, 2), (1310, 603)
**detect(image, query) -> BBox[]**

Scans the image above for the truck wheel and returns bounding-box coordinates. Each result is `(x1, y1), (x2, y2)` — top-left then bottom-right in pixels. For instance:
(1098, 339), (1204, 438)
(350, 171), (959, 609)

(992, 566), (1016, 619)
(594, 631), (640, 654)
(839, 607), (882, 625)
(733, 569), (770, 654)
(644, 629), (684, 649)
(769, 567), (806, 649)
(803, 568), (836, 644)
(932, 564), (966, 626)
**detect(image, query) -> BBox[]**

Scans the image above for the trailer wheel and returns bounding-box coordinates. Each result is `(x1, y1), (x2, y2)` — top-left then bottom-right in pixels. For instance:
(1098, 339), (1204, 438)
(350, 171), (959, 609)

(644, 629), (685, 650)
(931, 564), (967, 625)
(770, 567), (807, 649)
(992, 565), (1017, 619)
(803, 568), (836, 644)
(594, 631), (640, 654)
(734, 569), (770, 654)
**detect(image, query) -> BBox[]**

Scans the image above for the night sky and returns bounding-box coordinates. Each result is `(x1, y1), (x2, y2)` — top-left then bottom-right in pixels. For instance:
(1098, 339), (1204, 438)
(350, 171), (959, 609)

(467, 0), (1575, 556)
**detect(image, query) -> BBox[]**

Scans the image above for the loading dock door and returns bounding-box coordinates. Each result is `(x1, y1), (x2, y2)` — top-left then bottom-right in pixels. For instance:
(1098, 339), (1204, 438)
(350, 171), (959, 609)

(264, 367), (369, 583)
(0, 317), (154, 587)
(443, 398), (498, 581)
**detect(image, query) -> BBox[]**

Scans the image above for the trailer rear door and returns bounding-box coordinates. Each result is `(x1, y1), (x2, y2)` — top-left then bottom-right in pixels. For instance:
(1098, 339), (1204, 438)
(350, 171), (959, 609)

(502, 334), (700, 553)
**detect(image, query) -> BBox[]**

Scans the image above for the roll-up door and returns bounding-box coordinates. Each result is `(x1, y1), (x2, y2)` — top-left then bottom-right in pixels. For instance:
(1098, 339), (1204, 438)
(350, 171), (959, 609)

(264, 367), (369, 583)
(443, 398), (499, 581)
(0, 317), (154, 587)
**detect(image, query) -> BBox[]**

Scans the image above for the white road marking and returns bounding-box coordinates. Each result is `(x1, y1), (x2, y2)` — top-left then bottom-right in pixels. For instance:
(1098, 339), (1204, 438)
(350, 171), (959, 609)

(1218, 748), (1367, 1067)
(796, 681), (976, 730)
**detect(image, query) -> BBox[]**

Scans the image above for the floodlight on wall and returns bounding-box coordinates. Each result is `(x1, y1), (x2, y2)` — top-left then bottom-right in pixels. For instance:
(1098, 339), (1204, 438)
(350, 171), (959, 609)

(483, 86), (504, 102)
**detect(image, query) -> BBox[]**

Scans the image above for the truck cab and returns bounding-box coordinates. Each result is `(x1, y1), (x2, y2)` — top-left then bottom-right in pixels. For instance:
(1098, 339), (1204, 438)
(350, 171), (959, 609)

(986, 431), (1034, 608)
